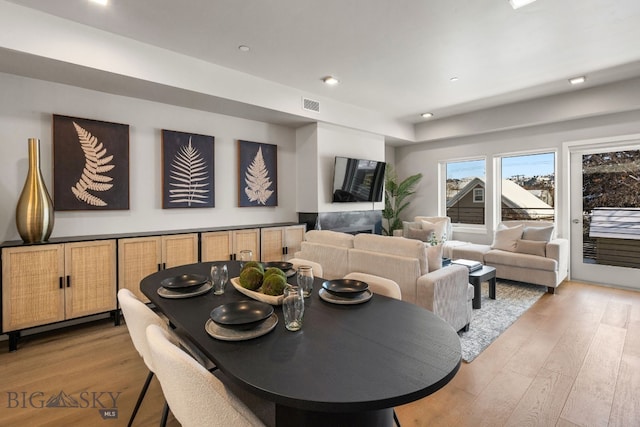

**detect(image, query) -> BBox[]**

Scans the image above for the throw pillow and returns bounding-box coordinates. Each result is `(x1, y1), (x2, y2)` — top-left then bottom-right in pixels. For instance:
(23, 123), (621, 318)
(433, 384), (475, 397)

(522, 225), (554, 242)
(421, 220), (447, 242)
(515, 239), (547, 257)
(491, 224), (523, 252)
(407, 227), (434, 242)
(402, 221), (422, 237)
(426, 244), (443, 272)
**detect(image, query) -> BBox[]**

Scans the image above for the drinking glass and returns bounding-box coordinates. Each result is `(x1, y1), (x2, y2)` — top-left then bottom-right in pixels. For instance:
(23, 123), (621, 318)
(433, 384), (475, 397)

(210, 264), (226, 295)
(282, 285), (304, 331)
(296, 265), (314, 298)
(238, 249), (253, 269)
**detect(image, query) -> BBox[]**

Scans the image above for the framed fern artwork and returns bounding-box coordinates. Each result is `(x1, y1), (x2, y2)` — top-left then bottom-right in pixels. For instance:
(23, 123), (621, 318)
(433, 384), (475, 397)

(53, 115), (130, 210)
(161, 130), (215, 209)
(238, 140), (278, 207)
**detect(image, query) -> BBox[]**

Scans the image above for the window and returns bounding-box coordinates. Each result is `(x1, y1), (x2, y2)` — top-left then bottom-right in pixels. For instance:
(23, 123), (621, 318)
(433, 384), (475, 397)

(473, 188), (484, 203)
(500, 152), (555, 221)
(445, 159), (486, 225)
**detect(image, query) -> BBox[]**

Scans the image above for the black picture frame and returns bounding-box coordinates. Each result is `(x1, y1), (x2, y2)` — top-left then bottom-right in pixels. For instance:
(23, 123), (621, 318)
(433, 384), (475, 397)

(238, 140), (278, 207)
(53, 114), (130, 211)
(162, 130), (215, 209)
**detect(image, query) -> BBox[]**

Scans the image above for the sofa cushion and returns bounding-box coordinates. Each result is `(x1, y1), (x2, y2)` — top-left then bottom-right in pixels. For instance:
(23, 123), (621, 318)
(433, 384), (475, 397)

(304, 230), (354, 248)
(522, 225), (554, 242)
(421, 219), (447, 242)
(353, 234), (428, 274)
(491, 224), (523, 252)
(451, 243), (491, 263)
(484, 249), (557, 271)
(402, 221), (422, 237)
(514, 239), (546, 257)
(407, 227), (434, 242)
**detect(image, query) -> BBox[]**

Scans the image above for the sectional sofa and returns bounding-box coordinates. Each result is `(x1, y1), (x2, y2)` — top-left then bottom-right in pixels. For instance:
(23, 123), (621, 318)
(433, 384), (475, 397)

(294, 230), (474, 332)
(398, 217), (569, 293)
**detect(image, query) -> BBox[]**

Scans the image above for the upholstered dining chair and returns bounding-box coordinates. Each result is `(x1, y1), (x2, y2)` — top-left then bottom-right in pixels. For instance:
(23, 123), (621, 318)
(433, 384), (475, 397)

(146, 324), (267, 427)
(343, 272), (402, 300)
(117, 288), (215, 427)
(288, 258), (324, 279)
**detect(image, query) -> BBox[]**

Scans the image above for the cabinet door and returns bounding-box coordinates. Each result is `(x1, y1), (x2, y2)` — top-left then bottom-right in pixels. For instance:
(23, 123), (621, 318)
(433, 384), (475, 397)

(65, 240), (117, 319)
(261, 227), (285, 262)
(232, 229), (260, 261)
(201, 231), (233, 262)
(162, 234), (198, 268)
(118, 236), (162, 302)
(2, 245), (65, 332)
(284, 225), (306, 260)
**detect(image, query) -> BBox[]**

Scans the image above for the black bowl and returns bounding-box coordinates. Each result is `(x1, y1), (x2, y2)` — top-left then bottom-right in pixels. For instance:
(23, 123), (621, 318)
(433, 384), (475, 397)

(263, 261), (294, 272)
(322, 279), (369, 298)
(210, 300), (274, 330)
(161, 273), (208, 289)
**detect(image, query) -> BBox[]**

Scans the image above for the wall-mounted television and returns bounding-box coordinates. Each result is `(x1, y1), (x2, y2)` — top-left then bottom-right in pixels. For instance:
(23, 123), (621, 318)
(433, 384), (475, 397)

(332, 156), (386, 203)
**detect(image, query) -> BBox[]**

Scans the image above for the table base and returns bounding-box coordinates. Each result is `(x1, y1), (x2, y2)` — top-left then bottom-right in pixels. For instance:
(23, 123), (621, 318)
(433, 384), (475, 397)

(276, 405), (393, 427)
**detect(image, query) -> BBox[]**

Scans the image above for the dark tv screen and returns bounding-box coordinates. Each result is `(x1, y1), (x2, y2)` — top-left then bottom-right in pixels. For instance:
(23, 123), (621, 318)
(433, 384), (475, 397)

(332, 156), (386, 202)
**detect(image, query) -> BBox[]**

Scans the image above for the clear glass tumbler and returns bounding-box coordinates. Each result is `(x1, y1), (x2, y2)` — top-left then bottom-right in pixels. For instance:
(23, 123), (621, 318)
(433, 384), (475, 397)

(282, 285), (304, 331)
(210, 264), (225, 295)
(296, 265), (314, 297)
(238, 249), (253, 269)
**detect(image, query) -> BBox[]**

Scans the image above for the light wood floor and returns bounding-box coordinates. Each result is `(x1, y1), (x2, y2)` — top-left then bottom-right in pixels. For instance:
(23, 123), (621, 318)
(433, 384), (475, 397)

(1, 280), (639, 427)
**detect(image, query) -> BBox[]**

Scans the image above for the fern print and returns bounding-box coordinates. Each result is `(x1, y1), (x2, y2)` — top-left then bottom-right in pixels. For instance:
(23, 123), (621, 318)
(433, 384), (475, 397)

(70, 122), (115, 207)
(168, 137), (210, 206)
(244, 146), (274, 205)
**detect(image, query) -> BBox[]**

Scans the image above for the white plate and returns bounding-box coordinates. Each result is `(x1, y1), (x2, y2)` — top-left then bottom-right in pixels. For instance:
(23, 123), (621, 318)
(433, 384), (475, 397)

(230, 277), (284, 305)
(205, 314), (278, 341)
(318, 288), (373, 305)
(157, 282), (213, 299)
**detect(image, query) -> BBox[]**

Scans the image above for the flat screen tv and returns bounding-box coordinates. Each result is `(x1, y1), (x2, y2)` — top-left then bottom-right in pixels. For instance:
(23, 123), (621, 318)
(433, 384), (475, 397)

(332, 156), (386, 202)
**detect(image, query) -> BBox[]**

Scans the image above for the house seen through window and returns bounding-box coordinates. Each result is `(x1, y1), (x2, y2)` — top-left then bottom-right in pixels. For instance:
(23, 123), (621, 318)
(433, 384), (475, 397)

(445, 159), (486, 225)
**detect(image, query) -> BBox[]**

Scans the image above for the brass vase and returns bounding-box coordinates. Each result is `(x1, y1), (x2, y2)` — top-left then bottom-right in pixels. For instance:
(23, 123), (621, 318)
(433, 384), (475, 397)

(16, 138), (55, 243)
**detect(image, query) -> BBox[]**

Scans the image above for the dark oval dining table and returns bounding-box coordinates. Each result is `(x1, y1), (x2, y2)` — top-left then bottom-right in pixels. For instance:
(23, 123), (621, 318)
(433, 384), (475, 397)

(140, 261), (461, 427)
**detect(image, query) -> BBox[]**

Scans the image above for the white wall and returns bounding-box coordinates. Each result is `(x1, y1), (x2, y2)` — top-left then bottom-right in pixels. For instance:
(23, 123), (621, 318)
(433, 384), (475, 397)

(396, 109), (640, 244)
(0, 72), (298, 242)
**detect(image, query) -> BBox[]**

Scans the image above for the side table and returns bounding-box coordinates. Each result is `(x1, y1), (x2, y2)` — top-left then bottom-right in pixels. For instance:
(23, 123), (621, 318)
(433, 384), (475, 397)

(468, 265), (496, 309)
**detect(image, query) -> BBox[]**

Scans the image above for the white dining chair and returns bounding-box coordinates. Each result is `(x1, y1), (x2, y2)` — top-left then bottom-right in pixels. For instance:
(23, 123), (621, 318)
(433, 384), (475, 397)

(117, 288), (215, 427)
(146, 324), (267, 427)
(288, 258), (324, 278)
(343, 272), (402, 300)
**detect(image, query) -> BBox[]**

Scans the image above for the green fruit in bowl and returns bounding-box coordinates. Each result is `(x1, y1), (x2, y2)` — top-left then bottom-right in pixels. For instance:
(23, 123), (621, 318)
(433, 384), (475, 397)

(261, 274), (287, 296)
(239, 267), (263, 291)
(242, 261), (264, 273)
(264, 267), (286, 280)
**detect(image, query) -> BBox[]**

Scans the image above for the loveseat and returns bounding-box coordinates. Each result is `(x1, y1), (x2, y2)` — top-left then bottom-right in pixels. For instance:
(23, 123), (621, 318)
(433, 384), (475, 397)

(294, 230), (473, 332)
(398, 217), (569, 293)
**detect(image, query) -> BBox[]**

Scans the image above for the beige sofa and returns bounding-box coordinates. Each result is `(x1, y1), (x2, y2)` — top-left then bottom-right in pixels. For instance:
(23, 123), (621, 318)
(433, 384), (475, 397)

(398, 217), (569, 293)
(295, 230), (473, 332)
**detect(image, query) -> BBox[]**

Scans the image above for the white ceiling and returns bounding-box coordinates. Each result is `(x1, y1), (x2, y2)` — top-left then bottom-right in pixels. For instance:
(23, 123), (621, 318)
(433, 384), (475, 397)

(6, 0), (640, 126)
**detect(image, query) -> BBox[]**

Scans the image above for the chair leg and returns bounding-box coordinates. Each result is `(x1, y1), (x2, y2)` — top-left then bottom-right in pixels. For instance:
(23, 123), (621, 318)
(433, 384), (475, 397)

(128, 370), (154, 427)
(394, 409), (401, 427)
(159, 401), (169, 427)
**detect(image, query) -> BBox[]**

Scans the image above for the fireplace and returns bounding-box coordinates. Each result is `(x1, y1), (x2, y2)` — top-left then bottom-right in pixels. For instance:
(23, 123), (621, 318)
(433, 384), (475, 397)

(298, 211), (382, 235)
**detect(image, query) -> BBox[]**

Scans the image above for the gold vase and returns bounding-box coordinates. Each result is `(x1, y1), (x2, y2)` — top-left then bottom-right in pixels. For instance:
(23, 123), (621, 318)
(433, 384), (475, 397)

(16, 138), (55, 243)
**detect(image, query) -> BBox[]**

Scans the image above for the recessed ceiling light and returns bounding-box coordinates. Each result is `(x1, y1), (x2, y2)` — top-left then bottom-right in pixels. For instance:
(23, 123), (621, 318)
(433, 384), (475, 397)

(450, 77), (459, 82)
(421, 112), (434, 119)
(238, 45), (250, 52)
(569, 76), (586, 85)
(322, 76), (340, 86)
(90, 0), (108, 5)
(509, 0), (537, 9)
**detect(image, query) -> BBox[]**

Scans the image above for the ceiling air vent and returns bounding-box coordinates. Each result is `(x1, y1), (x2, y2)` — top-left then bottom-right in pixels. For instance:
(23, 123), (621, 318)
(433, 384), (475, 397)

(302, 97), (320, 113)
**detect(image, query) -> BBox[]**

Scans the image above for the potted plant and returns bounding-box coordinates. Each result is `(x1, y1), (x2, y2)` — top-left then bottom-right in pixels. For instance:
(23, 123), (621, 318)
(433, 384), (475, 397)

(382, 165), (423, 236)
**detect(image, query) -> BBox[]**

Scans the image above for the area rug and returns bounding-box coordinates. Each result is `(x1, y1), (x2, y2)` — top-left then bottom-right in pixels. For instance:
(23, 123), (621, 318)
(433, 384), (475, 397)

(459, 280), (545, 362)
